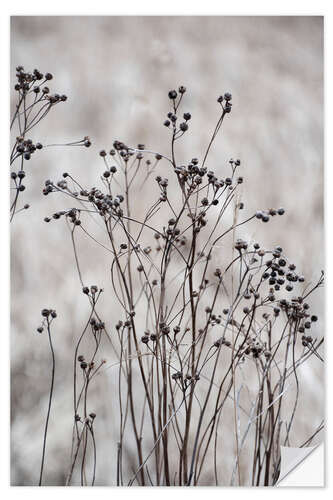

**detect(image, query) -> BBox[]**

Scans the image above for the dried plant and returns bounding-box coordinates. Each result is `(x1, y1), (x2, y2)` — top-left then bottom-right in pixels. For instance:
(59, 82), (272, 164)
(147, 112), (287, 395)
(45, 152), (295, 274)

(10, 65), (91, 221)
(11, 70), (324, 486)
(36, 309), (57, 486)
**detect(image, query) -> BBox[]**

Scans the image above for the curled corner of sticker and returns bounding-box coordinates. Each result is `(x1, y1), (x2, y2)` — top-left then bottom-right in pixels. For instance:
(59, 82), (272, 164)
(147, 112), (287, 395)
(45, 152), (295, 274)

(276, 443), (324, 487)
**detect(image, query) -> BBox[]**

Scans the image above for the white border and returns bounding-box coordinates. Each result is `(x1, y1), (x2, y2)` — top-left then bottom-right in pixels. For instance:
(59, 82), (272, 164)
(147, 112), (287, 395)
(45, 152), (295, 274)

(1, 0), (332, 15)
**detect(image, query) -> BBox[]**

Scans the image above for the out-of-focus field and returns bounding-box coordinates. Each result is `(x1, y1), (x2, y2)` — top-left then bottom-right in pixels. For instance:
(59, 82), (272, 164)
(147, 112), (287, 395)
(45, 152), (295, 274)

(10, 16), (324, 485)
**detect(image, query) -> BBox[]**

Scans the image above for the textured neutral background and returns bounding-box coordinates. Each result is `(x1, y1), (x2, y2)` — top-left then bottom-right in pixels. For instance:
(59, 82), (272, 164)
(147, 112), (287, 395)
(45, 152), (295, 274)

(10, 16), (324, 485)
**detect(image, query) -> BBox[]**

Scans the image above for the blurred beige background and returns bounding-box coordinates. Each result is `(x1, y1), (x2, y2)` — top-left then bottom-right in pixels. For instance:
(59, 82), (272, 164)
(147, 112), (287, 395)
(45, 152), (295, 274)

(10, 16), (324, 485)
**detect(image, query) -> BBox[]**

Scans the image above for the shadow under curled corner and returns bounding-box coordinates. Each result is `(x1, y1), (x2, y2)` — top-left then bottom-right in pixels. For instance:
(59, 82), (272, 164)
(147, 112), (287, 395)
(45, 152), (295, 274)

(276, 443), (324, 487)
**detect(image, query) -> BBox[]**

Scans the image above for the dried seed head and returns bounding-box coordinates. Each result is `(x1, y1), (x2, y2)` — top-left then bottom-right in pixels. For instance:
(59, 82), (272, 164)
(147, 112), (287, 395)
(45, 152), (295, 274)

(168, 90), (177, 100)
